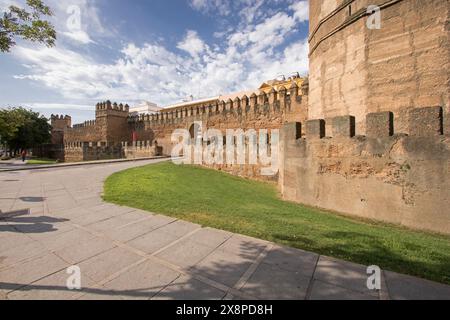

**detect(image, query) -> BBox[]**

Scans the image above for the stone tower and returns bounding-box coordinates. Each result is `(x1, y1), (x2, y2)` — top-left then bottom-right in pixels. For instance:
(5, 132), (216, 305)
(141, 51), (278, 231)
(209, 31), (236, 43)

(95, 101), (130, 144)
(50, 114), (71, 145)
(308, 0), (449, 135)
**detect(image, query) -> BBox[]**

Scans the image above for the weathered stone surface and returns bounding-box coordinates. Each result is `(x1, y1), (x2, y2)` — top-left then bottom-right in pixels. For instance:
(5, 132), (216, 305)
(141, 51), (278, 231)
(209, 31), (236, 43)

(332, 116), (356, 138)
(282, 122), (302, 141)
(309, 1), (449, 135)
(281, 111), (450, 235)
(306, 119), (326, 139)
(408, 106), (443, 136)
(366, 112), (393, 138)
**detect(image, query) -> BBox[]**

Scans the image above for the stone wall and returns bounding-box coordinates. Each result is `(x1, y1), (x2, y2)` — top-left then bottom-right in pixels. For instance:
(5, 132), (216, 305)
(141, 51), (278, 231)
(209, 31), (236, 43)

(121, 141), (163, 159)
(280, 106), (449, 234)
(309, 0), (450, 135)
(130, 83), (307, 158)
(64, 101), (130, 146)
(64, 142), (124, 162)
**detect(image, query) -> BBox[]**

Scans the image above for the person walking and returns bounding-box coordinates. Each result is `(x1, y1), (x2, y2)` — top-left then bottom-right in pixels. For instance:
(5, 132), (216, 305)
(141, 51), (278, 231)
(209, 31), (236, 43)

(21, 149), (27, 162)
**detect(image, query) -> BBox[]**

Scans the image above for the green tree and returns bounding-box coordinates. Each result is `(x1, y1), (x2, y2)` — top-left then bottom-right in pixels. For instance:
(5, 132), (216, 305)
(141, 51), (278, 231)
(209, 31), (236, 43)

(0, 107), (51, 153)
(0, 107), (26, 148)
(0, 0), (56, 53)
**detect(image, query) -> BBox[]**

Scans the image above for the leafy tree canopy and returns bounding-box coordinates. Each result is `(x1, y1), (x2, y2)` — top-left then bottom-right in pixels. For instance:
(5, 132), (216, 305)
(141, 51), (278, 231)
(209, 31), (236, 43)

(0, 107), (51, 150)
(0, 0), (56, 52)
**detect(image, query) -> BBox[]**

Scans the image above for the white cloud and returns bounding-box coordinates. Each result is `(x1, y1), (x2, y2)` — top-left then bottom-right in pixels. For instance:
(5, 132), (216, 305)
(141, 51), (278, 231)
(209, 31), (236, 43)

(24, 103), (93, 111)
(62, 30), (95, 45)
(1, 0), (108, 45)
(177, 30), (208, 58)
(290, 0), (309, 22)
(11, 1), (309, 110)
(189, 0), (231, 16)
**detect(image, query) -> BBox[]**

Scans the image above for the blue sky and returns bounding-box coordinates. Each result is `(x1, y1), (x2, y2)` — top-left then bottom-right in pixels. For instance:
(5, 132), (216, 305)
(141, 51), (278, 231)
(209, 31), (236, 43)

(0, 0), (309, 124)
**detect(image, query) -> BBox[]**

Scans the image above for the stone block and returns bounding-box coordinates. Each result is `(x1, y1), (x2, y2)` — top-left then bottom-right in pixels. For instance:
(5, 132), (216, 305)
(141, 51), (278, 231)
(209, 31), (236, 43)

(366, 112), (393, 137)
(332, 116), (356, 137)
(282, 122), (302, 141)
(306, 119), (326, 139)
(408, 106), (443, 136)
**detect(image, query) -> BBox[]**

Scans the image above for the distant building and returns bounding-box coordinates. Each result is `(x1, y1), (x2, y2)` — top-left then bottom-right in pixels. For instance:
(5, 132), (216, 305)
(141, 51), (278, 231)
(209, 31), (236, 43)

(129, 101), (162, 116)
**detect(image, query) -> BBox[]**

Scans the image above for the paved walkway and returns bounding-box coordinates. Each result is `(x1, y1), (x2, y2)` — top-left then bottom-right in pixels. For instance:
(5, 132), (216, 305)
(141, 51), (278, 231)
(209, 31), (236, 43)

(0, 160), (449, 300)
(0, 159), (28, 171)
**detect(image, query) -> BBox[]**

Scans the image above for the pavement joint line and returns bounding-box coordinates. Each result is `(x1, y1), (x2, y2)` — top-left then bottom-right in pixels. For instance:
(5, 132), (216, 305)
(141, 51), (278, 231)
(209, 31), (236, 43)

(181, 231), (234, 272)
(304, 254), (321, 300)
(312, 278), (380, 299)
(148, 253), (250, 299)
(233, 244), (274, 291)
(77, 217), (257, 301)
(1, 208), (233, 299)
(380, 270), (391, 300)
(10, 173), (26, 212)
(73, 257), (150, 300)
(223, 293), (234, 300)
(149, 226), (203, 257)
(90, 215), (154, 232)
(4, 263), (71, 298)
(7, 160), (439, 300)
(149, 274), (184, 300)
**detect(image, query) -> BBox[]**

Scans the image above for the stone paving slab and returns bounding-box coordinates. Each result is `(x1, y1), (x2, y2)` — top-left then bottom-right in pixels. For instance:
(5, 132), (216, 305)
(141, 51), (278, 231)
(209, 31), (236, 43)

(1, 159), (449, 300)
(0, 252), (68, 294)
(241, 262), (312, 300)
(191, 249), (255, 288)
(127, 229), (185, 255)
(7, 269), (97, 300)
(54, 236), (116, 265)
(313, 256), (379, 297)
(101, 260), (181, 300)
(76, 247), (143, 283)
(309, 280), (379, 300)
(153, 275), (227, 300)
(384, 271), (450, 300)
(156, 239), (218, 269)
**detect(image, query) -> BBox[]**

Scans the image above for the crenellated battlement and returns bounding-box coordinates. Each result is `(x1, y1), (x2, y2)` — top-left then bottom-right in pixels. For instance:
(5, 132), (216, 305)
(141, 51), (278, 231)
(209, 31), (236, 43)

(73, 120), (97, 129)
(280, 106), (449, 235)
(127, 84), (305, 127)
(283, 107), (445, 141)
(51, 114), (71, 121)
(96, 100), (130, 112)
(50, 114), (72, 128)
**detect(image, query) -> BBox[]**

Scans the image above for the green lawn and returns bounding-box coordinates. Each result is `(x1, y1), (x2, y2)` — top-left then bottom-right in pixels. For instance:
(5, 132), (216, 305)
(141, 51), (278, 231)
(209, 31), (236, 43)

(27, 158), (58, 165)
(103, 162), (450, 285)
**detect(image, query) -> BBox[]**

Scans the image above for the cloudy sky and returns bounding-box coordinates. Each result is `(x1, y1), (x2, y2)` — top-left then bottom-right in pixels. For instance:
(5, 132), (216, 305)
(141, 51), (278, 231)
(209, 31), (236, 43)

(0, 0), (309, 123)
